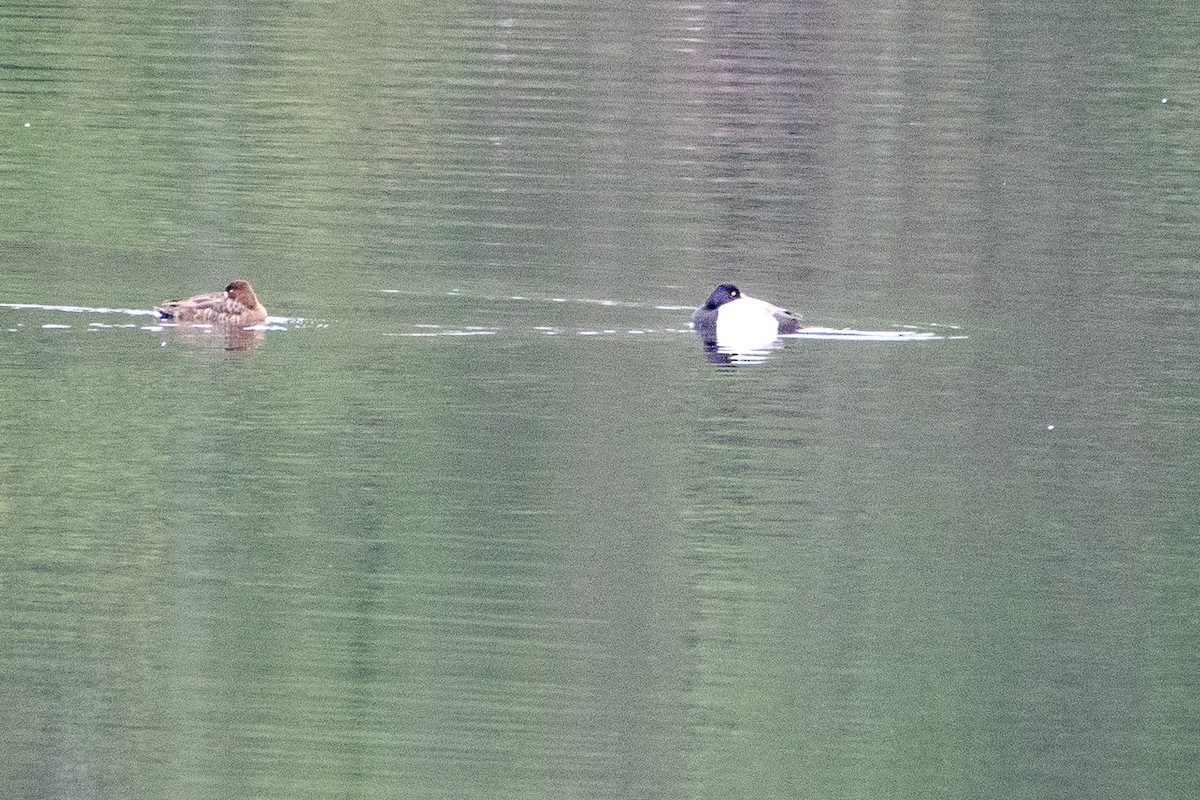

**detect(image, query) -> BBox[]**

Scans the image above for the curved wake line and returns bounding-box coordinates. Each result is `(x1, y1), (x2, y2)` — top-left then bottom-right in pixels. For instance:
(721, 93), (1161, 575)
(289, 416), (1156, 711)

(0, 302), (158, 317)
(0, 303), (306, 329)
(3, 299), (960, 341)
(784, 326), (962, 342)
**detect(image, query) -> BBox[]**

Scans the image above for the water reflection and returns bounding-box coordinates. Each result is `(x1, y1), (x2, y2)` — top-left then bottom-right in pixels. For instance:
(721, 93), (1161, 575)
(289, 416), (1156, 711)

(697, 336), (784, 365)
(694, 323), (953, 364)
(155, 322), (267, 352)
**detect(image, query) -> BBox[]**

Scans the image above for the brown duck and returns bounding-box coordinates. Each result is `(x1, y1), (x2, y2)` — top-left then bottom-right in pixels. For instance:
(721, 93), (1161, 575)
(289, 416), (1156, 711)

(155, 280), (268, 327)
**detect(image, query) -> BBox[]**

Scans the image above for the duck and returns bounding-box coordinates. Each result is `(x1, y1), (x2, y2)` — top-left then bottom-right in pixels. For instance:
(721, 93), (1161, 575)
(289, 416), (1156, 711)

(154, 280), (268, 327)
(692, 283), (801, 348)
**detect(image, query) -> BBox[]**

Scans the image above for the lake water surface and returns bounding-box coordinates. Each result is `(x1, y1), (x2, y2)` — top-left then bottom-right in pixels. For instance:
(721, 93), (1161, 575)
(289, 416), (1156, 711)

(2, 1), (1199, 798)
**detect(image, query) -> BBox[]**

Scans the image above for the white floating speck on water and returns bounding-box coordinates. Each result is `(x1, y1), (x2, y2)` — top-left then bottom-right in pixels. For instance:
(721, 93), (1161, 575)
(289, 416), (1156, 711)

(42, 324), (70, 329)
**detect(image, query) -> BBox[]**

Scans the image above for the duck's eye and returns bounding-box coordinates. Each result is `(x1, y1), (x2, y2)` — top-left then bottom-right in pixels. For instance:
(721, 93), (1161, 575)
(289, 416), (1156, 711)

(730, 289), (739, 297)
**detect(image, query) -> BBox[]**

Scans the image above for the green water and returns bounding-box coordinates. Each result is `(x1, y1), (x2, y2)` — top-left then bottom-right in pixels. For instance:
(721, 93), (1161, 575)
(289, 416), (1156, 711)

(2, 1), (1198, 798)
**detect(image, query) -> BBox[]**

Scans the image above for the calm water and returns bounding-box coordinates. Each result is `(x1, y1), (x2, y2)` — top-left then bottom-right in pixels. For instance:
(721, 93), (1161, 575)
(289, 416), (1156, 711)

(2, 0), (1199, 798)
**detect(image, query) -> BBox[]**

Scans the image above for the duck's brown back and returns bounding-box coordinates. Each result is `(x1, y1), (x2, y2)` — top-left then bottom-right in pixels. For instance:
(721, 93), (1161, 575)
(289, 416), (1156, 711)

(155, 281), (267, 326)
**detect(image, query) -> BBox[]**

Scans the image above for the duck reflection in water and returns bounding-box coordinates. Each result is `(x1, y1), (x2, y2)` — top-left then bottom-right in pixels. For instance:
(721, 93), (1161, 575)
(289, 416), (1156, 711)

(692, 283), (801, 363)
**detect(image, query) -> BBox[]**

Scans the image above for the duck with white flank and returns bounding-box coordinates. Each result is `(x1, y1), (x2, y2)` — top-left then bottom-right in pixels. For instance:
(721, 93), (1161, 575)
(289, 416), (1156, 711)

(692, 283), (800, 350)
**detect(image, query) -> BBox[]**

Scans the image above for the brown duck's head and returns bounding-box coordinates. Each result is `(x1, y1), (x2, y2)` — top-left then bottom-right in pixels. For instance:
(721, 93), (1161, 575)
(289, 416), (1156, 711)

(225, 280), (261, 308)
